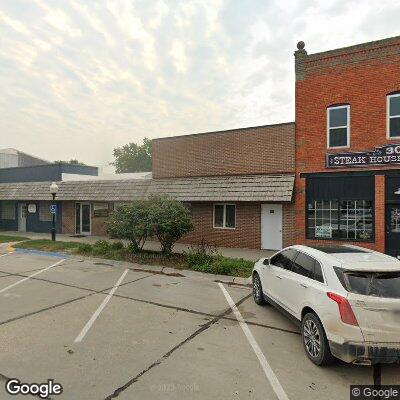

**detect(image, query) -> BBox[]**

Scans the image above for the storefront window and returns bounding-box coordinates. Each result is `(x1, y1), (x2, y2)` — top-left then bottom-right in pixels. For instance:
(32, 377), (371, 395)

(0, 201), (16, 220)
(39, 202), (53, 222)
(307, 199), (373, 241)
(390, 208), (400, 233)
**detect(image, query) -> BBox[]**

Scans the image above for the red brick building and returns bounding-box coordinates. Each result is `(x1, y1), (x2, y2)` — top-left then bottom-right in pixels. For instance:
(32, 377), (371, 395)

(152, 124), (295, 249)
(294, 36), (400, 257)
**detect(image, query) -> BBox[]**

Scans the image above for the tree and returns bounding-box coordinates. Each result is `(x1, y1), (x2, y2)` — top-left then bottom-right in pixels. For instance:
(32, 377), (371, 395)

(148, 195), (194, 255)
(111, 138), (152, 173)
(106, 202), (152, 252)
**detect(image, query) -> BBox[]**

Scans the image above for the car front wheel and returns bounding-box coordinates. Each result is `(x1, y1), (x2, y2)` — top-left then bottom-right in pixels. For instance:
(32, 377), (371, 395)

(252, 273), (266, 305)
(301, 313), (335, 366)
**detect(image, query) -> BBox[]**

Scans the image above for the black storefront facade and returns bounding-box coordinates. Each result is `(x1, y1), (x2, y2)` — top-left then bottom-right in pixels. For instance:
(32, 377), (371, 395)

(301, 169), (400, 258)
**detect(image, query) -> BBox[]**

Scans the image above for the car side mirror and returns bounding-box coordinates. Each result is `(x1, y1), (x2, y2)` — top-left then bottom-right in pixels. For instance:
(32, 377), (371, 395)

(263, 258), (270, 266)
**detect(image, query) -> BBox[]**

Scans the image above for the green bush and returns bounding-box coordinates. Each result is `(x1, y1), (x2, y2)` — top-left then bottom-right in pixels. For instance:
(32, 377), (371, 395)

(107, 201), (152, 252)
(92, 240), (111, 256)
(110, 241), (124, 250)
(77, 243), (92, 254)
(188, 255), (253, 277)
(185, 241), (218, 268)
(148, 195), (194, 255)
(211, 256), (253, 276)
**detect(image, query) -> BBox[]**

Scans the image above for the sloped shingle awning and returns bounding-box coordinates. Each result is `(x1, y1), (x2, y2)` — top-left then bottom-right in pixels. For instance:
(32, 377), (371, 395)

(0, 174), (294, 203)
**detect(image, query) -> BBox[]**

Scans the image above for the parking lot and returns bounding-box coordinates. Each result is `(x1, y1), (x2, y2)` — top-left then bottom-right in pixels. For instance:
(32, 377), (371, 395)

(0, 248), (398, 399)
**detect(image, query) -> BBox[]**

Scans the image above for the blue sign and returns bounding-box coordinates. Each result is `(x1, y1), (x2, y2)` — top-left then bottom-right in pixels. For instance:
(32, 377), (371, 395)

(50, 204), (57, 214)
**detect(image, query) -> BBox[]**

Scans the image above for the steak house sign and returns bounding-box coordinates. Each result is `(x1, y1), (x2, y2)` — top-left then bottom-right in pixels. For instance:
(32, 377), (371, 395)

(327, 144), (400, 168)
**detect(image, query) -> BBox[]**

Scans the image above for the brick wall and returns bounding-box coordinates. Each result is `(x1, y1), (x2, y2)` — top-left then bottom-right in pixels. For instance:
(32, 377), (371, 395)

(295, 36), (400, 250)
(152, 123), (295, 179)
(62, 201), (75, 234)
(282, 202), (296, 248)
(180, 202), (294, 250)
(61, 201), (111, 236)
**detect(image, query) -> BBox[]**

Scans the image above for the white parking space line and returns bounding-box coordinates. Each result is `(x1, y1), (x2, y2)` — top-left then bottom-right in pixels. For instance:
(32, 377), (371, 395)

(0, 252), (12, 258)
(74, 269), (129, 343)
(0, 258), (65, 294)
(218, 283), (290, 400)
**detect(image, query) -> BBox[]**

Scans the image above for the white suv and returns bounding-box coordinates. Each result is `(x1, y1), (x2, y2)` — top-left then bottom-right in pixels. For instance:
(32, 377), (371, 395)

(252, 244), (400, 366)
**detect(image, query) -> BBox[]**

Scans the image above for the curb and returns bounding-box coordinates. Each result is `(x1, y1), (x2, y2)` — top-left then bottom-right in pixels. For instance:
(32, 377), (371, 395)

(3, 245), (253, 286)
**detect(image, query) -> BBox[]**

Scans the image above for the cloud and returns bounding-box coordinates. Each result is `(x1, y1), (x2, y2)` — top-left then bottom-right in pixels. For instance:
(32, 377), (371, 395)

(0, 0), (399, 166)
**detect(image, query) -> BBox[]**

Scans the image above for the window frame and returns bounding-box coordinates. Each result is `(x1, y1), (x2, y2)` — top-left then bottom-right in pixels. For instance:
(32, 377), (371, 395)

(213, 203), (236, 230)
(306, 199), (374, 242)
(291, 250), (326, 284)
(327, 104), (350, 149)
(387, 93), (400, 139)
(0, 201), (16, 220)
(39, 201), (53, 222)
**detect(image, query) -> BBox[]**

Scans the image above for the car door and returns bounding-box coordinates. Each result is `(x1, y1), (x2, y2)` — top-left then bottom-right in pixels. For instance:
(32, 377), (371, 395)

(280, 251), (327, 319)
(265, 249), (298, 306)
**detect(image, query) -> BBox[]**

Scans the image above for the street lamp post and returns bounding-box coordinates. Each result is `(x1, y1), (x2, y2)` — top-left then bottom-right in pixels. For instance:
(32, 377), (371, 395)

(50, 182), (59, 241)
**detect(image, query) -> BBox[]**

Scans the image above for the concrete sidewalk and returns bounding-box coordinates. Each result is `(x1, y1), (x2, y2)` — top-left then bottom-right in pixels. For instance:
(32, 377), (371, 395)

(0, 231), (275, 261)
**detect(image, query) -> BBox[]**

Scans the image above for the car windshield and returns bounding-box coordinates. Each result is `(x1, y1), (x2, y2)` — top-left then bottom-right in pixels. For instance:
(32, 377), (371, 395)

(344, 271), (400, 298)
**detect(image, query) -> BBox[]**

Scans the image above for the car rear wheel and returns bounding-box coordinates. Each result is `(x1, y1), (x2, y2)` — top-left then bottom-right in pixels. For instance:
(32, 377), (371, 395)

(301, 313), (335, 366)
(252, 273), (267, 305)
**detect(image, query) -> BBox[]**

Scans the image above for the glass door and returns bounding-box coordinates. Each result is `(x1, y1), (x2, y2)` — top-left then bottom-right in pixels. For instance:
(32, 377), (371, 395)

(386, 204), (400, 258)
(75, 203), (91, 235)
(75, 203), (81, 234)
(81, 203), (91, 235)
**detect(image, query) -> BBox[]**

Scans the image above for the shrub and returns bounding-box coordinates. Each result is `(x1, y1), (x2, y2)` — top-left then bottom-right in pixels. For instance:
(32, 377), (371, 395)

(107, 201), (152, 252)
(77, 243), (92, 254)
(188, 255), (253, 277)
(148, 195), (194, 255)
(185, 240), (218, 268)
(92, 240), (111, 256)
(110, 241), (124, 250)
(212, 256), (253, 277)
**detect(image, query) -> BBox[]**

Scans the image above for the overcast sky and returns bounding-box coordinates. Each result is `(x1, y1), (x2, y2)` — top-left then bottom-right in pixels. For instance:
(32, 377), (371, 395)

(1, 0), (399, 167)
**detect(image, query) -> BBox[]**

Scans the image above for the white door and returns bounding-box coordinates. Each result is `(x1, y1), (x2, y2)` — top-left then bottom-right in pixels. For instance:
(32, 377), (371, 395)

(261, 204), (282, 250)
(18, 203), (27, 232)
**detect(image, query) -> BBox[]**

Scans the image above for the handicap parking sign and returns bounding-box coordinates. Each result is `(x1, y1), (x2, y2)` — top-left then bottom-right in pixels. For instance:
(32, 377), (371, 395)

(50, 204), (57, 214)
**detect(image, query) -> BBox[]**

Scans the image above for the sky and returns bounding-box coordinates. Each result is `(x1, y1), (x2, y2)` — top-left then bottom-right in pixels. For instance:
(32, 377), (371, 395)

(1, 0), (400, 168)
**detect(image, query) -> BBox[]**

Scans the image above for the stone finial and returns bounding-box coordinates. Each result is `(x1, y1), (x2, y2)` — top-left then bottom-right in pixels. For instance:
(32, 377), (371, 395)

(294, 41), (307, 81)
(297, 41), (305, 50)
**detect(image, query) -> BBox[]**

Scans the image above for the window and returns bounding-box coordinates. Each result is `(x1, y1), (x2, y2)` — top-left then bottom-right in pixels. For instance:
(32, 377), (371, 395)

(387, 93), (400, 138)
(213, 204), (236, 229)
(344, 271), (400, 299)
(39, 202), (53, 222)
(292, 252), (315, 279)
(0, 201), (15, 220)
(327, 105), (350, 148)
(270, 249), (298, 270)
(314, 261), (324, 283)
(292, 252), (324, 283)
(307, 200), (373, 241)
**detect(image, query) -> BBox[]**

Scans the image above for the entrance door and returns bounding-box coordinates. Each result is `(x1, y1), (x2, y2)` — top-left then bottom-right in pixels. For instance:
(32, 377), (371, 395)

(18, 203), (27, 232)
(75, 203), (91, 235)
(261, 204), (282, 250)
(386, 204), (400, 258)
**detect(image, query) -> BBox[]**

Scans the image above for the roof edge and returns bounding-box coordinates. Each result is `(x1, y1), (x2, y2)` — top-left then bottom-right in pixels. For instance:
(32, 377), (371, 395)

(153, 121), (295, 142)
(306, 35), (400, 61)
